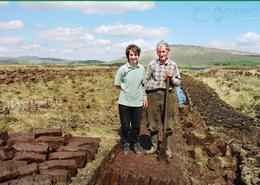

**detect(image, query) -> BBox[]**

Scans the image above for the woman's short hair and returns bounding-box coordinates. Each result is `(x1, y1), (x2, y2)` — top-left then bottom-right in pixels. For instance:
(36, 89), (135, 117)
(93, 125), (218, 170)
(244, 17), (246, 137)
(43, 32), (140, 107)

(156, 40), (170, 51)
(125, 44), (141, 62)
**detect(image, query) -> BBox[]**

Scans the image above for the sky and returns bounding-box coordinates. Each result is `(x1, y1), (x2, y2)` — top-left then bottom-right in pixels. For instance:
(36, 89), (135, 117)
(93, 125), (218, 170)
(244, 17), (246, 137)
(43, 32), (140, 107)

(0, 1), (260, 61)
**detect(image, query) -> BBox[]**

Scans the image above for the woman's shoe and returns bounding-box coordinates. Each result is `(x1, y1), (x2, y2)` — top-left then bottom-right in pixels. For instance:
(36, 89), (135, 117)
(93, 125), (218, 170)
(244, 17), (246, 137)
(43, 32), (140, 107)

(123, 143), (130, 156)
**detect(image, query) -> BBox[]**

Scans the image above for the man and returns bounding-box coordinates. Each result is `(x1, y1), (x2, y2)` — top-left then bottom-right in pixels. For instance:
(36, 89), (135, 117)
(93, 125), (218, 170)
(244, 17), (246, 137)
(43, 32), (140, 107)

(144, 40), (181, 158)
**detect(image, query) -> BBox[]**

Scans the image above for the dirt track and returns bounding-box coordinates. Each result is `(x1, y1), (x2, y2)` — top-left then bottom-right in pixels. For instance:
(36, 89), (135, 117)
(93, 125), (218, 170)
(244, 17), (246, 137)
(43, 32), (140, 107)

(90, 109), (190, 185)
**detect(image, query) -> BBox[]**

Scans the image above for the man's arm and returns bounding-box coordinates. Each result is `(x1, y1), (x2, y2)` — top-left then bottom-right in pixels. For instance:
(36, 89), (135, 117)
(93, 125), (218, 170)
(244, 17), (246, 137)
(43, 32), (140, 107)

(171, 63), (181, 86)
(144, 63), (152, 87)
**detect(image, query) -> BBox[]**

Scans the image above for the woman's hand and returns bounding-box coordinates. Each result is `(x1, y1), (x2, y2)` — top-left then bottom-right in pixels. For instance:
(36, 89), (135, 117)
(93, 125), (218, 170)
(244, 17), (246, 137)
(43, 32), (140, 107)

(143, 98), (148, 108)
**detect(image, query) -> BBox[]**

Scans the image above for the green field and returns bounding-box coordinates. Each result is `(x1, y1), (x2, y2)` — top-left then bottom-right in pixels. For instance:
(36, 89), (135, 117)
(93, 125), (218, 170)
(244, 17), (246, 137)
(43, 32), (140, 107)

(211, 60), (260, 67)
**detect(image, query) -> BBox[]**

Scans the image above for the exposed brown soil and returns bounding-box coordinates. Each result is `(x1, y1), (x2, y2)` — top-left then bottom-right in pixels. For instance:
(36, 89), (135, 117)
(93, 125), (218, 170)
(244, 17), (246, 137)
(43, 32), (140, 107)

(181, 74), (256, 129)
(90, 110), (238, 184)
(88, 73), (258, 185)
(90, 112), (190, 185)
(0, 68), (115, 85)
(0, 68), (258, 185)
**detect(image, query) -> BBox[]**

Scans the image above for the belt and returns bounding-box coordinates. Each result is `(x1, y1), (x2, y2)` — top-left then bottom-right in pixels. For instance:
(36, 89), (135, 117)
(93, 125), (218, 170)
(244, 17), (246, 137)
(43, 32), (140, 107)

(146, 88), (173, 94)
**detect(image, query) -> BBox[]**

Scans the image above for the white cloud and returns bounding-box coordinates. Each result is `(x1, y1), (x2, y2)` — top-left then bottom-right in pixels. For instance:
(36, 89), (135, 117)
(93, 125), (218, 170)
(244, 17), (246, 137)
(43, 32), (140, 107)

(0, 2), (9, 8)
(0, 43), (58, 58)
(62, 40), (149, 60)
(61, 49), (75, 54)
(39, 27), (95, 42)
(59, 38), (153, 60)
(116, 39), (153, 51)
(0, 36), (155, 61)
(210, 40), (237, 50)
(20, 43), (56, 53)
(0, 36), (24, 45)
(0, 36), (58, 58)
(236, 32), (260, 45)
(90, 39), (111, 46)
(0, 47), (7, 52)
(0, 25), (156, 60)
(20, 2), (155, 14)
(38, 27), (113, 52)
(209, 32), (260, 54)
(0, 20), (24, 30)
(95, 24), (171, 38)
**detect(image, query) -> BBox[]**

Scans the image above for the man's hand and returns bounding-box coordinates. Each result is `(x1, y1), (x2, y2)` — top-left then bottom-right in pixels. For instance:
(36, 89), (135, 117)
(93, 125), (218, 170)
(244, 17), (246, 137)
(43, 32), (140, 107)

(143, 98), (148, 108)
(165, 70), (173, 78)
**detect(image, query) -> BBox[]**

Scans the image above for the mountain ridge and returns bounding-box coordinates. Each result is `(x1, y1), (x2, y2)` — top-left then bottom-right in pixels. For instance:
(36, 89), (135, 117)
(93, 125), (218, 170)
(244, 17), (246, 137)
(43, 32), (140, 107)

(0, 56), (105, 65)
(1, 44), (259, 66)
(109, 44), (260, 66)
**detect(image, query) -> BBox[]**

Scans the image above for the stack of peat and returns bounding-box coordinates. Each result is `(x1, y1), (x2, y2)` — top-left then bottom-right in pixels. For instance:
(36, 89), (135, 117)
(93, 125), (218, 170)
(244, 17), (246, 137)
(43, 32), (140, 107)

(0, 129), (100, 185)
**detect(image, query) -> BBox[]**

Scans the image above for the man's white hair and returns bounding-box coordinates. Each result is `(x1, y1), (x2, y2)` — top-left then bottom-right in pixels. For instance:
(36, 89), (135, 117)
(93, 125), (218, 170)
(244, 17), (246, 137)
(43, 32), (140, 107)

(156, 40), (170, 51)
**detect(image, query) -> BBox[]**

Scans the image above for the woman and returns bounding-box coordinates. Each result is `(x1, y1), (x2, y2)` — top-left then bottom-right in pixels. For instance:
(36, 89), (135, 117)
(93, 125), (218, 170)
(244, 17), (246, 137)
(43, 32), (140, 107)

(115, 44), (147, 155)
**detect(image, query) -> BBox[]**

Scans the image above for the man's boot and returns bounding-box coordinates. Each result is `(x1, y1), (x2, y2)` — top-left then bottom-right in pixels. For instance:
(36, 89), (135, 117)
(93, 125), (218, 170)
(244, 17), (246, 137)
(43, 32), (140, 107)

(133, 143), (142, 155)
(166, 132), (173, 158)
(145, 133), (158, 154)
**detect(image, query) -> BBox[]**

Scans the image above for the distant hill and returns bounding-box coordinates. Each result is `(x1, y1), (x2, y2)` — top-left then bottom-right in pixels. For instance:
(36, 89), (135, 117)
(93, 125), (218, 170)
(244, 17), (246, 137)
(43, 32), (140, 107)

(1, 45), (260, 66)
(109, 44), (260, 67)
(70, 60), (105, 64)
(0, 56), (105, 65)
